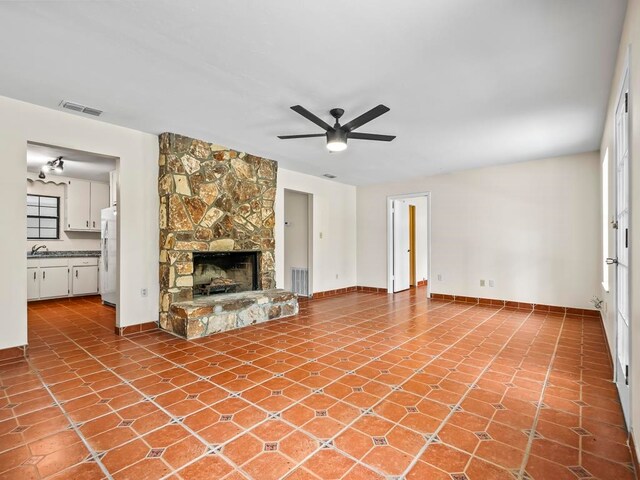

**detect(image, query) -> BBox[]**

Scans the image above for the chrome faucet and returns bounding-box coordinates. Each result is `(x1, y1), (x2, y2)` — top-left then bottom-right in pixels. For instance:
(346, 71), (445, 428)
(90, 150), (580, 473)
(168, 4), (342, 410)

(31, 244), (48, 254)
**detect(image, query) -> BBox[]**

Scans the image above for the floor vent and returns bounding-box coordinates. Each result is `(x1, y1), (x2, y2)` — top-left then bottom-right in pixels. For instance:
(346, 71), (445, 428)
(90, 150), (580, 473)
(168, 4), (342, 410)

(60, 100), (103, 117)
(291, 267), (309, 297)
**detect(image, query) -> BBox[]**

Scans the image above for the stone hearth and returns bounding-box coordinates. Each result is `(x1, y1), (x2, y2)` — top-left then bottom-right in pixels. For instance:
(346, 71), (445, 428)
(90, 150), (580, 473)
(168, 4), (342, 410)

(168, 289), (298, 339)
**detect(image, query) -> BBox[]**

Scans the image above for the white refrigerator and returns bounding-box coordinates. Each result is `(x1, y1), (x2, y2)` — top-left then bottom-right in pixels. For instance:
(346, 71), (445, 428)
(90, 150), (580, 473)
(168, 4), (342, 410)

(100, 207), (117, 306)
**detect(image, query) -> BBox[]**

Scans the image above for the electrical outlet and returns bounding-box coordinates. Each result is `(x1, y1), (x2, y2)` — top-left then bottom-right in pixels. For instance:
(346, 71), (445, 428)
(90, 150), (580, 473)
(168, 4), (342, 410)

(488, 280), (495, 287)
(335, 274), (339, 279)
(480, 280), (486, 287)
(437, 274), (442, 281)
(141, 288), (148, 297)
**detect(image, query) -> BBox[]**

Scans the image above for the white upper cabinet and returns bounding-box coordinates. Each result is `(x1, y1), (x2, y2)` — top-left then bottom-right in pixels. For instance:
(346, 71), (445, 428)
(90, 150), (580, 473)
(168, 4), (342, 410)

(65, 179), (109, 232)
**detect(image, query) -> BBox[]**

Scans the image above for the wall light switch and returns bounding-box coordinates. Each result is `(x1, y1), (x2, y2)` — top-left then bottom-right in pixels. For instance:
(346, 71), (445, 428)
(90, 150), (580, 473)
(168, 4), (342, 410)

(480, 280), (486, 287)
(319, 232), (323, 239)
(437, 274), (442, 281)
(488, 280), (495, 287)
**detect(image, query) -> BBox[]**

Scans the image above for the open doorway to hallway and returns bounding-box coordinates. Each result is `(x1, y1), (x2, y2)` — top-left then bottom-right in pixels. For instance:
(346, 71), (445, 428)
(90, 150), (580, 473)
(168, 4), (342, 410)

(387, 193), (430, 295)
(26, 142), (119, 331)
(284, 189), (313, 297)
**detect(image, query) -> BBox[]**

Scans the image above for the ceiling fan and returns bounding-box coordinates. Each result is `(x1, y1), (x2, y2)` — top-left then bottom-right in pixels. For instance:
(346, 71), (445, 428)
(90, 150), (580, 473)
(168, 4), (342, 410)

(278, 105), (395, 152)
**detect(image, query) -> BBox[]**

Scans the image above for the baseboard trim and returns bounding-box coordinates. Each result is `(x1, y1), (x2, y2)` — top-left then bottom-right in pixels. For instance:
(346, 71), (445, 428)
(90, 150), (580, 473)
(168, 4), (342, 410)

(430, 293), (600, 317)
(309, 286), (388, 299)
(417, 280), (428, 287)
(0, 345), (28, 364)
(115, 321), (159, 336)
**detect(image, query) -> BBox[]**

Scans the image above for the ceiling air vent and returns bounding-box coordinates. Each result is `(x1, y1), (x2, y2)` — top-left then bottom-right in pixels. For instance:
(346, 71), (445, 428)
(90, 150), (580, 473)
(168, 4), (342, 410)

(60, 100), (103, 117)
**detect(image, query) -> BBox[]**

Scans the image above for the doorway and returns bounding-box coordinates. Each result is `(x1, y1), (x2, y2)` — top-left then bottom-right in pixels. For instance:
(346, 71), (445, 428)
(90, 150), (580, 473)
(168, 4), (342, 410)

(284, 189), (313, 297)
(387, 193), (430, 295)
(612, 64), (631, 427)
(26, 142), (119, 330)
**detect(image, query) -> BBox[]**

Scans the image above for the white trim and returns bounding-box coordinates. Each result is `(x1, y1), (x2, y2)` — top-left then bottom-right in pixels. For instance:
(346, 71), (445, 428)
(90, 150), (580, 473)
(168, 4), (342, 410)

(386, 192), (431, 299)
(612, 45), (632, 428)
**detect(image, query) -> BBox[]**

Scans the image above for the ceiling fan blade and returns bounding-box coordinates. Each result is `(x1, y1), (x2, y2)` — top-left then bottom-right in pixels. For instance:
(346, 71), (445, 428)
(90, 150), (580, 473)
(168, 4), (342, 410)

(290, 105), (334, 131)
(277, 134), (326, 139)
(348, 132), (396, 142)
(341, 104), (390, 132)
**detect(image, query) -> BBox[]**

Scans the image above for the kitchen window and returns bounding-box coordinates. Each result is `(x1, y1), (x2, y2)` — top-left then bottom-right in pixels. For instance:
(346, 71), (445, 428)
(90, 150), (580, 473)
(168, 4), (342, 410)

(27, 194), (60, 239)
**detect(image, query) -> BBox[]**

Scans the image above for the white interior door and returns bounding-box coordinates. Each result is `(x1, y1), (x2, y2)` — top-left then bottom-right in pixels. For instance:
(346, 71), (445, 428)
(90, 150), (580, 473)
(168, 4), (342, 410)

(393, 199), (410, 292)
(614, 71), (630, 426)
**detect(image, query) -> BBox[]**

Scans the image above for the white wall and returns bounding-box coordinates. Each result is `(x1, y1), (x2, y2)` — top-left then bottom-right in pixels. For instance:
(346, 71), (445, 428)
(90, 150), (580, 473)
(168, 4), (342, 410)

(276, 169), (357, 294)
(0, 95), (159, 349)
(357, 152), (600, 309)
(283, 190), (309, 291)
(599, 0), (640, 458)
(26, 177), (102, 252)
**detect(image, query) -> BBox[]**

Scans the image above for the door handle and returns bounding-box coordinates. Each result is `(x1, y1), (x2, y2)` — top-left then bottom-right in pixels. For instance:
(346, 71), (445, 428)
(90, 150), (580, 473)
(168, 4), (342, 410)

(43, 271), (45, 280)
(33, 271), (36, 280)
(75, 270), (78, 278)
(93, 221), (95, 228)
(86, 220), (89, 227)
(606, 258), (618, 265)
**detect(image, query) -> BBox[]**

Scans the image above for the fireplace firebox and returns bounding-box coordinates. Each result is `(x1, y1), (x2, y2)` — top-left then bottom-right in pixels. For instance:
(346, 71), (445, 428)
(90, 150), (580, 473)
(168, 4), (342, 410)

(193, 251), (259, 297)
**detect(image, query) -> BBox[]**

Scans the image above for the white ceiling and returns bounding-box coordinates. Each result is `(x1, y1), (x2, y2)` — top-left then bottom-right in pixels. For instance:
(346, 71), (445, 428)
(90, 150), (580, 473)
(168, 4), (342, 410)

(27, 143), (116, 182)
(0, 0), (627, 185)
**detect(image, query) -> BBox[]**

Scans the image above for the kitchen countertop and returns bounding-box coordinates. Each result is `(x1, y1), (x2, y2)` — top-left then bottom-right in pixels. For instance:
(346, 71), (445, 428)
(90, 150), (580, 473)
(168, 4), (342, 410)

(27, 250), (101, 258)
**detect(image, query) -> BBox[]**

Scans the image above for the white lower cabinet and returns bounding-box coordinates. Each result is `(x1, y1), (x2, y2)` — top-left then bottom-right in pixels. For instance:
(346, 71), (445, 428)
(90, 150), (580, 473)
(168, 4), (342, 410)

(72, 266), (99, 296)
(27, 257), (99, 301)
(27, 267), (39, 300)
(40, 266), (70, 299)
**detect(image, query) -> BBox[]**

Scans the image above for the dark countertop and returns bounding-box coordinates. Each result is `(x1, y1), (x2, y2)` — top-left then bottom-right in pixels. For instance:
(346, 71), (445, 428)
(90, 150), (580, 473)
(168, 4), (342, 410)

(27, 250), (101, 258)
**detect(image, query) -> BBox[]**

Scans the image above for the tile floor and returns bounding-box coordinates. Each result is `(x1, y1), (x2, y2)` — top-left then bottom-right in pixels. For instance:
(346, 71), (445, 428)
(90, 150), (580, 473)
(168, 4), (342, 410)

(0, 289), (636, 479)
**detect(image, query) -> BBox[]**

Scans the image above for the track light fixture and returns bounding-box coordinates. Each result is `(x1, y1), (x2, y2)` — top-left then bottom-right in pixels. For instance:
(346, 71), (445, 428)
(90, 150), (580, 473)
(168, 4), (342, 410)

(40, 156), (64, 179)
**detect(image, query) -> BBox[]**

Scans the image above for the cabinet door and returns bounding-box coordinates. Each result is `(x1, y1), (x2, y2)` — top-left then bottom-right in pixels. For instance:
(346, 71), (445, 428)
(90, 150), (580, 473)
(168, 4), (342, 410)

(72, 266), (99, 296)
(40, 267), (69, 299)
(90, 182), (110, 231)
(27, 267), (39, 300)
(66, 179), (91, 230)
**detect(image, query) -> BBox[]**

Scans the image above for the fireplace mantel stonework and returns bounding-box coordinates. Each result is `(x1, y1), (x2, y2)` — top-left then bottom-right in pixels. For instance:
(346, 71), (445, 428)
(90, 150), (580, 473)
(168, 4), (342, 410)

(158, 132), (279, 334)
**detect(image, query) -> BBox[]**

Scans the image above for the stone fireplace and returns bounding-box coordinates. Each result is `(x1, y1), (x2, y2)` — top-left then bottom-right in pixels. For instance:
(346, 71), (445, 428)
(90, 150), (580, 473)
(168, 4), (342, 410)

(192, 251), (259, 296)
(158, 133), (296, 339)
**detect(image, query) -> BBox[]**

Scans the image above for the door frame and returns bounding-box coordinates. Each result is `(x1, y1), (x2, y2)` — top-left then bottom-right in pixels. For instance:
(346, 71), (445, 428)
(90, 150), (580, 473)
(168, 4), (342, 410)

(386, 192), (431, 297)
(283, 188), (314, 296)
(612, 48), (632, 427)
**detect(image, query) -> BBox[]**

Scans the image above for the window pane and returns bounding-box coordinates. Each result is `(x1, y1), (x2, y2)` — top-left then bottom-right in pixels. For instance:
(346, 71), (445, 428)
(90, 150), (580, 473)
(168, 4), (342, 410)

(27, 217), (39, 228)
(40, 197), (57, 207)
(40, 206), (58, 218)
(27, 228), (40, 238)
(40, 229), (57, 238)
(27, 195), (39, 206)
(27, 205), (39, 216)
(40, 218), (57, 229)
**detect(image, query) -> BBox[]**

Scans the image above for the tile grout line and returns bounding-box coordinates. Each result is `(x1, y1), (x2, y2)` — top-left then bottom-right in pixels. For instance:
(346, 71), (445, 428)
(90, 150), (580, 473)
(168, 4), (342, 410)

(29, 297), (459, 478)
(282, 305), (517, 480)
(160, 301), (474, 479)
(516, 312), (567, 479)
(160, 302), (487, 479)
(25, 357), (114, 480)
(400, 308), (537, 478)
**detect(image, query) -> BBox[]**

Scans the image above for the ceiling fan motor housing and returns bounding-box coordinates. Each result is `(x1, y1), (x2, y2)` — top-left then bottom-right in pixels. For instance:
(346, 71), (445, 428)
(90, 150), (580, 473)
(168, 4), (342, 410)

(327, 128), (347, 143)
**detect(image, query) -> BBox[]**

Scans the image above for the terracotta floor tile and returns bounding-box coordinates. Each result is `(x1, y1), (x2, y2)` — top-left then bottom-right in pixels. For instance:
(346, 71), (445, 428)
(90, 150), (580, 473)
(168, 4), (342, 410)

(12, 293), (633, 479)
(303, 449), (355, 479)
(243, 451), (295, 480)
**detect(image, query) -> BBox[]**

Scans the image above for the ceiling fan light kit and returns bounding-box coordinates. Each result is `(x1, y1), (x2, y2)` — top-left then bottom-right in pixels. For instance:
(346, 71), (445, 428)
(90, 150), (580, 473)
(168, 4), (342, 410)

(278, 104), (395, 152)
